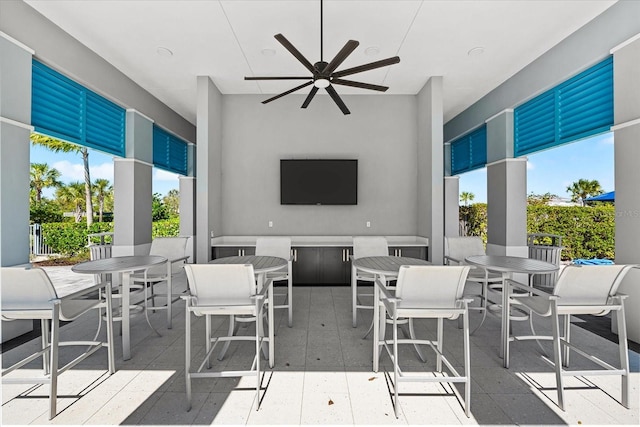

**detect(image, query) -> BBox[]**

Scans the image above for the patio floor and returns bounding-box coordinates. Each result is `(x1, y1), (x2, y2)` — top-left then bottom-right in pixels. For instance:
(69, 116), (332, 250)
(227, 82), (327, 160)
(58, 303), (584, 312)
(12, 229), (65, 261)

(2, 266), (639, 425)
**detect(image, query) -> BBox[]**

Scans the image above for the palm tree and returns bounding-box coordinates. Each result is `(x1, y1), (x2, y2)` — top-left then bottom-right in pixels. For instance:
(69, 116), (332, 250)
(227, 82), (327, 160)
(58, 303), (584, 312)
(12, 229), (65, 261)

(566, 179), (604, 206)
(30, 163), (61, 202)
(31, 133), (94, 227)
(460, 191), (475, 206)
(93, 178), (112, 222)
(55, 182), (86, 223)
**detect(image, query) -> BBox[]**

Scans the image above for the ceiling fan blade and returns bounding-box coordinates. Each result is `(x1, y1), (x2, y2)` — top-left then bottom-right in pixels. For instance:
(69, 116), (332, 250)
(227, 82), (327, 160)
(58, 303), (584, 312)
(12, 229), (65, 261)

(301, 87), (319, 109)
(323, 40), (359, 75)
(325, 85), (351, 115)
(274, 33), (315, 73)
(332, 78), (388, 92)
(245, 76), (311, 80)
(262, 81), (313, 104)
(332, 56), (400, 78)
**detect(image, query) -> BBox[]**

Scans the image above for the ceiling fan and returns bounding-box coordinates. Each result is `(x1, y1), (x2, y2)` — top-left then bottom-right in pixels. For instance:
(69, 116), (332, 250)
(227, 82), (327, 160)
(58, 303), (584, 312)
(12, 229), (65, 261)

(244, 0), (400, 115)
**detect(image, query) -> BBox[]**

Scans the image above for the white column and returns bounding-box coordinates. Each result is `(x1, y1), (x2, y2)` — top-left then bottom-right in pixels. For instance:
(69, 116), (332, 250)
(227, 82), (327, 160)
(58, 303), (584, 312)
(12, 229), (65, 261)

(485, 110), (527, 257)
(0, 33), (34, 340)
(113, 110), (153, 256)
(612, 34), (640, 342)
(179, 175), (196, 263)
(444, 176), (460, 237)
(195, 76), (223, 263)
(417, 76), (444, 264)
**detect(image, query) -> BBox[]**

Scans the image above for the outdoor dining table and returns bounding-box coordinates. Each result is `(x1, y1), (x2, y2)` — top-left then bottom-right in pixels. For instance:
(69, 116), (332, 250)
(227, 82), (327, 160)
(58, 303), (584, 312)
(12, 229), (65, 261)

(209, 255), (288, 367)
(465, 254), (559, 368)
(71, 255), (167, 360)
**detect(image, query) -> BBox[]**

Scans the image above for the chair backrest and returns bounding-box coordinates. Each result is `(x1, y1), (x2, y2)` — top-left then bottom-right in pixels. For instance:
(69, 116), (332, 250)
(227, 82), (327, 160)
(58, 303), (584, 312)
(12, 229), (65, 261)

(0, 267), (58, 313)
(148, 237), (189, 274)
(184, 264), (256, 306)
(353, 236), (388, 259)
(395, 265), (470, 309)
(444, 236), (486, 264)
(553, 264), (634, 306)
(89, 244), (112, 284)
(255, 237), (291, 259)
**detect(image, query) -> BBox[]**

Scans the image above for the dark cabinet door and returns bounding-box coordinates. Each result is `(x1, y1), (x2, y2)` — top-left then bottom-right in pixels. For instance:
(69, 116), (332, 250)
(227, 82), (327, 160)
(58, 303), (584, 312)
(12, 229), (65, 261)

(292, 247), (320, 284)
(213, 246), (255, 259)
(389, 246), (427, 260)
(320, 247), (350, 284)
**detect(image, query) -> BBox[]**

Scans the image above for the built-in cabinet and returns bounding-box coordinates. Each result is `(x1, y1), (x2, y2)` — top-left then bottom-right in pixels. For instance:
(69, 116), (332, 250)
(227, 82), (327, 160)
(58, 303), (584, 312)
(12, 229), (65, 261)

(292, 247), (351, 285)
(211, 236), (429, 286)
(212, 246), (255, 259)
(389, 246), (427, 260)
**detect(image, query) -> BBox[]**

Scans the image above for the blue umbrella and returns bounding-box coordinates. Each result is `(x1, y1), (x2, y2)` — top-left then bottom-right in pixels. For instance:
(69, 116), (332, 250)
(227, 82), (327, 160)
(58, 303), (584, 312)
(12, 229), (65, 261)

(584, 191), (615, 202)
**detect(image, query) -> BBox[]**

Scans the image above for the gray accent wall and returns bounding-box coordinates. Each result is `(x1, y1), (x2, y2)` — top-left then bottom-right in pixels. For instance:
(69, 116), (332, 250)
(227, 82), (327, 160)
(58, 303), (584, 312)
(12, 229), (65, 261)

(0, 0), (195, 143)
(220, 94), (418, 237)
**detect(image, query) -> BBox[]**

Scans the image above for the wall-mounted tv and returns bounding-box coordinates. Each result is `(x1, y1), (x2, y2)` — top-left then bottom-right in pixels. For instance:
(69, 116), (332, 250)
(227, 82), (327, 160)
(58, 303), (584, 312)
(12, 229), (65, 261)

(280, 159), (358, 205)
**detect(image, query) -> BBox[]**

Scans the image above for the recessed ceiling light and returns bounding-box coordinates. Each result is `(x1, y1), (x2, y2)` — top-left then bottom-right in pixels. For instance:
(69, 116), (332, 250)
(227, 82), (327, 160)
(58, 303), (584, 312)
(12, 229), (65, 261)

(364, 46), (380, 56)
(156, 47), (173, 57)
(261, 48), (276, 57)
(467, 46), (485, 57)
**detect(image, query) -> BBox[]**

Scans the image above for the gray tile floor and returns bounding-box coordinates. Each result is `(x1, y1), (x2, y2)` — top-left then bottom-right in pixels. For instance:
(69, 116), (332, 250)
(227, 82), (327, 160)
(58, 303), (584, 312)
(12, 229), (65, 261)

(2, 266), (639, 425)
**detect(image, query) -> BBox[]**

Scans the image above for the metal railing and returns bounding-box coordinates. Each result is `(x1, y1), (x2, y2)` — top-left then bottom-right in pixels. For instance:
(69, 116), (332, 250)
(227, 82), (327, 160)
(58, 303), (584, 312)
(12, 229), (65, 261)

(29, 223), (54, 256)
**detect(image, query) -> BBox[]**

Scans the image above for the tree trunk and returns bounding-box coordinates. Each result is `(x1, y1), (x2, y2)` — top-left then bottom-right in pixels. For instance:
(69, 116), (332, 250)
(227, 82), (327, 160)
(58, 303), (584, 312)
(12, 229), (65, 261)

(82, 148), (94, 227)
(99, 198), (104, 222)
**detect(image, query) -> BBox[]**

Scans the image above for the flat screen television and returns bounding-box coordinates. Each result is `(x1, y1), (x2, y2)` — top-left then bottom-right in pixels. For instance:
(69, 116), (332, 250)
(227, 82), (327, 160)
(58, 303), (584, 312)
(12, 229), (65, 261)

(280, 159), (357, 205)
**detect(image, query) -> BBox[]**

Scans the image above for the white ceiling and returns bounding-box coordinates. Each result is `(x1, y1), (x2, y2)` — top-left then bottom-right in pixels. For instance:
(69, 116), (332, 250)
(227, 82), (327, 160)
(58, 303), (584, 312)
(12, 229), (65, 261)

(25, 0), (616, 125)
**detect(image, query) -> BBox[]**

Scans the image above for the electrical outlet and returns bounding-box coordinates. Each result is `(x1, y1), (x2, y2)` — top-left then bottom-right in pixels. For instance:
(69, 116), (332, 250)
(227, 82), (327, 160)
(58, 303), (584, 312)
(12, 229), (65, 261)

(268, 221), (273, 228)
(366, 221), (371, 228)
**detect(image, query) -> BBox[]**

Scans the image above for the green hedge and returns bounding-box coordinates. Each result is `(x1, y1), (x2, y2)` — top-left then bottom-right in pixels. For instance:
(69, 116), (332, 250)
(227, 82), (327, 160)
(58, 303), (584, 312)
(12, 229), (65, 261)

(42, 222), (114, 256)
(527, 205), (614, 260)
(41, 218), (180, 256)
(460, 204), (615, 260)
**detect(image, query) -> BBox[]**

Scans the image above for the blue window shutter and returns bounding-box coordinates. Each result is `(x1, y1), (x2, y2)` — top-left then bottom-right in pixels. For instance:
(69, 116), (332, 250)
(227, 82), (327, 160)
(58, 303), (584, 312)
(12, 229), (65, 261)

(85, 91), (126, 157)
(469, 126), (487, 169)
(451, 138), (470, 175)
(557, 56), (613, 143)
(451, 125), (487, 175)
(32, 60), (84, 145)
(514, 56), (613, 157)
(153, 124), (188, 175)
(514, 91), (556, 156)
(31, 60), (126, 157)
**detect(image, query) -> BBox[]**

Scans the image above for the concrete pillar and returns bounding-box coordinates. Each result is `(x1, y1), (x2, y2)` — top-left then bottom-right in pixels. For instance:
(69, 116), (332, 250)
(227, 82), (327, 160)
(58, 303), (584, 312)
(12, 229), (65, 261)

(444, 176), (460, 237)
(0, 33), (34, 340)
(485, 110), (527, 257)
(486, 159), (527, 256)
(179, 175), (196, 263)
(113, 110), (153, 256)
(195, 76), (223, 263)
(612, 34), (640, 343)
(417, 76), (444, 264)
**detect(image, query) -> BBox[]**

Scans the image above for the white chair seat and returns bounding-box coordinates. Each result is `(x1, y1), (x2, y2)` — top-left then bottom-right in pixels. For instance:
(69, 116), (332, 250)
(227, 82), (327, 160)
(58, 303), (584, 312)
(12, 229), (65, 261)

(130, 237), (190, 330)
(184, 264), (273, 412)
(373, 265), (472, 418)
(444, 236), (503, 334)
(256, 237), (293, 327)
(351, 236), (390, 328)
(506, 264), (635, 411)
(1, 267), (115, 420)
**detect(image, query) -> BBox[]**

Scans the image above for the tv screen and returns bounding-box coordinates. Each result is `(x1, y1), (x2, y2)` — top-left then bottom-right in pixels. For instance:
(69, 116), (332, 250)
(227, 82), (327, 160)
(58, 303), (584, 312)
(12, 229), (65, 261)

(280, 159), (358, 205)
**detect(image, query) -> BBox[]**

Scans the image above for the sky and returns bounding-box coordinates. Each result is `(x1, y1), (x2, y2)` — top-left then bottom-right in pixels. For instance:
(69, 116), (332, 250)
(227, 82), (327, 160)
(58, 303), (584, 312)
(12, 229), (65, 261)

(31, 145), (179, 199)
(459, 132), (614, 203)
(31, 131), (614, 203)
